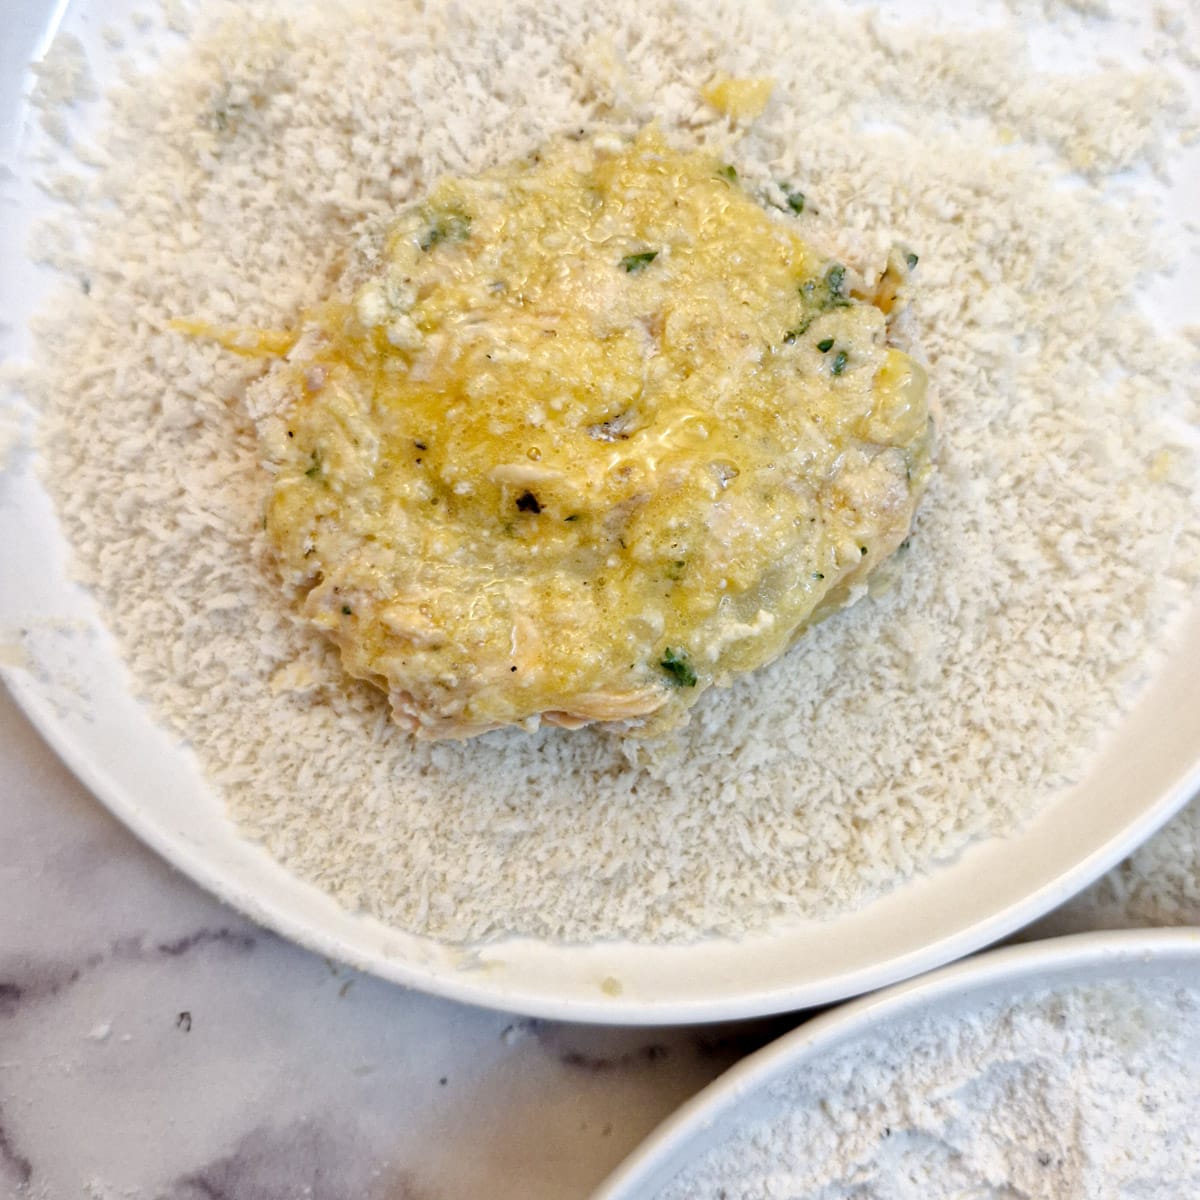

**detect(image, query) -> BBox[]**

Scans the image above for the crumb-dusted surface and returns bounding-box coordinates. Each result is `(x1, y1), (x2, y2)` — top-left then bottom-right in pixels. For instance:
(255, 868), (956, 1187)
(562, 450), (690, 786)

(22, 0), (1200, 943)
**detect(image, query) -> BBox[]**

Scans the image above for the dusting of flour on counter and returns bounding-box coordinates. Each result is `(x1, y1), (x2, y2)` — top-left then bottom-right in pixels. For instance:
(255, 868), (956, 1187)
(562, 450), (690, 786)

(657, 977), (1200, 1199)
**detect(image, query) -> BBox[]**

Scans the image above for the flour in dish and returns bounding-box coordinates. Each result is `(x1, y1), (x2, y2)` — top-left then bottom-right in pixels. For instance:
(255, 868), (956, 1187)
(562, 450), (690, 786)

(656, 974), (1200, 1198)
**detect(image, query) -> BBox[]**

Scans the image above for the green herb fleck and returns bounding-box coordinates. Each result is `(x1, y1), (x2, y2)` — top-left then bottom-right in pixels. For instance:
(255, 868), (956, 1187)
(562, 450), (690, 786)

(812, 571), (825, 580)
(831, 350), (849, 376)
(659, 647), (697, 688)
(906, 252), (919, 269)
(779, 183), (805, 214)
(665, 559), (686, 581)
(564, 514), (580, 522)
(860, 545), (869, 556)
(794, 263), (853, 334)
(620, 250), (658, 273)
(341, 605), (352, 616)
(420, 212), (472, 251)
(816, 337), (835, 353)
(718, 163), (738, 182)
(304, 451), (321, 478)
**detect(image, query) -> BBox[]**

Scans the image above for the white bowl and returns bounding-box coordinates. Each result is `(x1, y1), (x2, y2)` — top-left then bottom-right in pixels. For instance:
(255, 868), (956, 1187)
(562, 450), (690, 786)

(3, 0), (1200, 1024)
(595, 928), (1200, 1196)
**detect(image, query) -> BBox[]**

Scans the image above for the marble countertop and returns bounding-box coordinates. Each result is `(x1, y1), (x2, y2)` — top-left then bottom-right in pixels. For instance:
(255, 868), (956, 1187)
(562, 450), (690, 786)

(0, 687), (787, 1200)
(3, 681), (1198, 1199)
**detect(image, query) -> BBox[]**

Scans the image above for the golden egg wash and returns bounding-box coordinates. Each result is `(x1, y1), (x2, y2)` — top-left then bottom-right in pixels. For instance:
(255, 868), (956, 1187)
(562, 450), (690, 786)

(255, 128), (932, 739)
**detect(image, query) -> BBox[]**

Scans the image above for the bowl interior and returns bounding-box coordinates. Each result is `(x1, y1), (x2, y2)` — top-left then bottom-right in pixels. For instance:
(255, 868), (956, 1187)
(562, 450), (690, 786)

(2, 0), (1198, 1024)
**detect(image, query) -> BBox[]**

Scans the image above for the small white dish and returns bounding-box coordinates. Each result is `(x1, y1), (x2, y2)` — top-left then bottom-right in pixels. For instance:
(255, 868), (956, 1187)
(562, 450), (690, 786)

(595, 928), (1200, 1196)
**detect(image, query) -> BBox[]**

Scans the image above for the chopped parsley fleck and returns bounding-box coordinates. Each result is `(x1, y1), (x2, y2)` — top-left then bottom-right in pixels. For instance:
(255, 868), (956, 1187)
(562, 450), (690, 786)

(816, 337), (835, 353)
(304, 451), (321, 478)
(659, 647), (697, 688)
(906, 252), (919, 269)
(831, 350), (849, 376)
(620, 250), (658, 273)
(780, 183), (806, 214)
(860, 545), (869, 556)
(718, 163), (738, 182)
(564, 513), (580, 522)
(812, 571), (825, 580)
(515, 490), (542, 513)
(794, 263), (853, 334)
(341, 605), (352, 616)
(665, 559), (686, 581)
(420, 212), (471, 251)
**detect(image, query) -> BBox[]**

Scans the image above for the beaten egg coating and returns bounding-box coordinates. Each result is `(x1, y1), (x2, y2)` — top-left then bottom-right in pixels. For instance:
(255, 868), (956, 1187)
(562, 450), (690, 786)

(257, 128), (932, 739)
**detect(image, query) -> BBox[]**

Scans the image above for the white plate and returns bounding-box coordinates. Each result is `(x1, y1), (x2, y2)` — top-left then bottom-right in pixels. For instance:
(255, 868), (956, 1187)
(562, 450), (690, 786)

(2, 0), (1199, 1024)
(595, 927), (1200, 1196)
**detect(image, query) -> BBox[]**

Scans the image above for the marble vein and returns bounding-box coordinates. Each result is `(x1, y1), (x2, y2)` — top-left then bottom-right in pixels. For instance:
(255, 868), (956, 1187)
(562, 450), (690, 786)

(0, 927), (258, 1024)
(0, 1104), (33, 1191)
